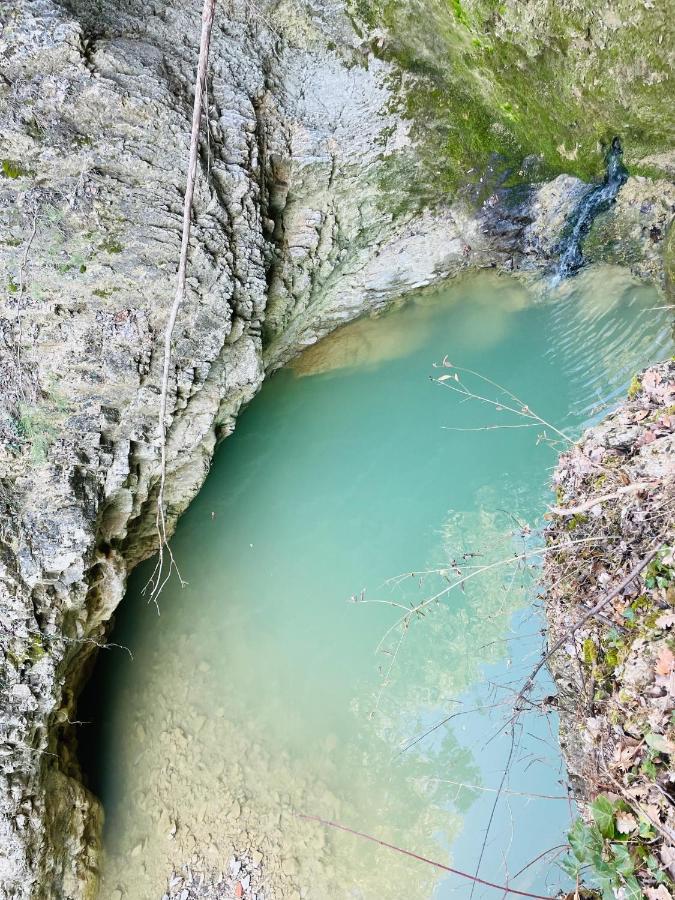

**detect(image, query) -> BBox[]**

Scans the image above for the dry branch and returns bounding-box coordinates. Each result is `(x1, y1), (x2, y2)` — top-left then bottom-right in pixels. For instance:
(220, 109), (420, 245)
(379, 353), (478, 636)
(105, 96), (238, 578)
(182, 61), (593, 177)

(147, 0), (217, 607)
(297, 813), (553, 899)
(549, 481), (659, 516)
(514, 547), (659, 712)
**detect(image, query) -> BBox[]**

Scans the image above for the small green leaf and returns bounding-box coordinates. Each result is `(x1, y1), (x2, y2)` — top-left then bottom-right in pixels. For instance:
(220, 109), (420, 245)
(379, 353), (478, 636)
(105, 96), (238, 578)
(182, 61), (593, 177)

(622, 875), (644, 900)
(641, 757), (657, 778)
(591, 795), (616, 838)
(640, 819), (656, 839)
(645, 731), (673, 754)
(590, 850), (616, 880)
(559, 854), (581, 878)
(568, 818), (602, 861)
(610, 843), (634, 877)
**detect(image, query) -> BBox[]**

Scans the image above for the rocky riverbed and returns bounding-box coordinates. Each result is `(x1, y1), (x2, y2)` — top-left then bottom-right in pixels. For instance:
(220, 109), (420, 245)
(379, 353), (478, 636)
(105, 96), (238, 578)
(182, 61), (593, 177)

(0, 0), (674, 897)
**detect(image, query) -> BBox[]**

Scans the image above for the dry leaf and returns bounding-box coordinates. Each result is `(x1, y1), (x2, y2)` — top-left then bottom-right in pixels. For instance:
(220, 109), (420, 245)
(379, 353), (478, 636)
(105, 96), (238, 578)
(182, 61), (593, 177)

(234, 882), (244, 899)
(615, 811), (637, 833)
(645, 887), (672, 900)
(612, 742), (641, 769)
(656, 613), (675, 630)
(661, 843), (675, 877)
(643, 370), (662, 390)
(655, 646), (675, 677)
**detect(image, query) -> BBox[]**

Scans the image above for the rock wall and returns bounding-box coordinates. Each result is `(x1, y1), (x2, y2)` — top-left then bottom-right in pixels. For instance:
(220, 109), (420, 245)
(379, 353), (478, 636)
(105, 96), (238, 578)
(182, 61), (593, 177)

(0, 0), (672, 897)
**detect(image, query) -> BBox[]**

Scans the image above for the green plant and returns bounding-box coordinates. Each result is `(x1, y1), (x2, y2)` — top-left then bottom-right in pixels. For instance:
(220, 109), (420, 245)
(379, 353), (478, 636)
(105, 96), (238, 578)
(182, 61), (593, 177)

(1, 159), (26, 179)
(643, 548), (674, 591)
(99, 237), (124, 254)
(562, 795), (673, 899)
(627, 374), (641, 399)
(17, 404), (58, 465)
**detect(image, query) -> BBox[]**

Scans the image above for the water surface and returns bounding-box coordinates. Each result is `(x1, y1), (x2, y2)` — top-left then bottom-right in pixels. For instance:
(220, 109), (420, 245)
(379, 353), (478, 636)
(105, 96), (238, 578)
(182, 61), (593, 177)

(87, 266), (672, 899)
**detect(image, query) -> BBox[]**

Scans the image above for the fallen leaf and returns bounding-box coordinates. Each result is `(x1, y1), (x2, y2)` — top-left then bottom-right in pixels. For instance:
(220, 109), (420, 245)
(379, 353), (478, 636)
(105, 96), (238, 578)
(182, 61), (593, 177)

(655, 647), (675, 677)
(615, 811), (637, 833)
(235, 882), (244, 899)
(645, 731), (675, 754)
(643, 370), (662, 391)
(612, 741), (641, 770)
(645, 886), (672, 900)
(656, 613), (675, 630)
(661, 843), (675, 877)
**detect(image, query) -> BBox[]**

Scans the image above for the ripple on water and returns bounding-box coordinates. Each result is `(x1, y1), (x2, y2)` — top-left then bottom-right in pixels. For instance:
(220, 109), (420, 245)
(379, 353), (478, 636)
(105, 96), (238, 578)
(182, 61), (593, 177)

(87, 267), (673, 900)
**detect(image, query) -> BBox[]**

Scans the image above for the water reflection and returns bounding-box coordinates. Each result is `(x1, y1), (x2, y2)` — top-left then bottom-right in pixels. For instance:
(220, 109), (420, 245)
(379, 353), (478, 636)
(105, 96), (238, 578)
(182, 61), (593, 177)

(89, 267), (672, 899)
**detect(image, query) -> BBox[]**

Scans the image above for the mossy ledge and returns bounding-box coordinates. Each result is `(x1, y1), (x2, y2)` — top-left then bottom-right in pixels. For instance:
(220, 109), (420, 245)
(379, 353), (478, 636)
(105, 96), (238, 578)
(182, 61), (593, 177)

(349, 0), (674, 213)
(544, 359), (675, 896)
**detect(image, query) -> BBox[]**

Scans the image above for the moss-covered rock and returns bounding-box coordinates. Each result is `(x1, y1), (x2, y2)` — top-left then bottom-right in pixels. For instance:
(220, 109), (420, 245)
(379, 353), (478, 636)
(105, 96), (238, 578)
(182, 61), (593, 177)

(583, 176), (675, 288)
(349, 0), (674, 210)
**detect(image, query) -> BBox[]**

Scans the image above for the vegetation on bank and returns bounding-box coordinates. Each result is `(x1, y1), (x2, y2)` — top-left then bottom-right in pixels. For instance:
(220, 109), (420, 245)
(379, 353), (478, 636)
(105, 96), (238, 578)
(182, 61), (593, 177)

(544, 360), (675, 898)
(347, 0), (673, 211)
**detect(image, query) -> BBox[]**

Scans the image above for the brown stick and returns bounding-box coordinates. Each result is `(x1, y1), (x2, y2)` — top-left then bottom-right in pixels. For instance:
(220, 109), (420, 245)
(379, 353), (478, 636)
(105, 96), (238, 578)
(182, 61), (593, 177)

(149, 0), (216, 605)
(297, 813), (553, 899)
(515, 548), (659, 711)
(549, 482), (658, 516)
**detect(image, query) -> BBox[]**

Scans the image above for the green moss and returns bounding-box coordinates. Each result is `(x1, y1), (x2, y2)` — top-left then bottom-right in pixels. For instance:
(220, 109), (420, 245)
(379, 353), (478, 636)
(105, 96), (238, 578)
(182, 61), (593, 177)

(566, 512), (588, 530)
(92, 287), (120, 298)
(99, 238), (124, 254)
(582, 637), (597, 666)
(350, 0), (674, 212)
(29, 635), (46, 662)
(1, 159), (26, 179)
(16, 402), (60, 465)
(627, 374), (641, 399)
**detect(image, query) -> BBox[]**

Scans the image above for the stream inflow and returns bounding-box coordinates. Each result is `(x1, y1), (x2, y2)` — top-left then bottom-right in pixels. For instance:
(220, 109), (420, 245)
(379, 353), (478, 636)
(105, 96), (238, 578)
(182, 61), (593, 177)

(86, 267), (673, 899)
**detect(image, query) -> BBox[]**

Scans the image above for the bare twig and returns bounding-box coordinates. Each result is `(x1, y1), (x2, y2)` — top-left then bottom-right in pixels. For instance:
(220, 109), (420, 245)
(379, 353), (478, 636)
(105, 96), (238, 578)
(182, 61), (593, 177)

(470, 726), (517, 900)
(432, 361), (573, 447)
(422, 777), (573, 801)
(297, 813), (553, 899)
(549, 481), (659, 516)
(147, 0), (217, 609)
(16, 213), (38, 399)
(513, 548), (659, 713)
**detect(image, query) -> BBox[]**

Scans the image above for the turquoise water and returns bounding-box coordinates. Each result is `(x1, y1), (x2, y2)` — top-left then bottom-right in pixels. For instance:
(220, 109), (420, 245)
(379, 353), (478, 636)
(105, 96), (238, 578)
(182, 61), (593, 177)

(88, 267), (672, 899)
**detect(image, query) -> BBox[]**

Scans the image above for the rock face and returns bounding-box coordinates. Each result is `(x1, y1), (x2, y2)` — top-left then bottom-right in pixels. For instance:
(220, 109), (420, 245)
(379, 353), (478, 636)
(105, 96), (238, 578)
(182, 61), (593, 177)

(0, 0), (672, 898)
